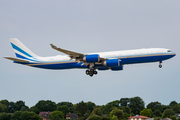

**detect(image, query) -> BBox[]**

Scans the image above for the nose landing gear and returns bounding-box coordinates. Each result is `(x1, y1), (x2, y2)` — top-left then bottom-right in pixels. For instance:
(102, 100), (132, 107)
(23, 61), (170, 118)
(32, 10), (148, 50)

(159, 61), (162, 68)
(86, 69), (98, 77)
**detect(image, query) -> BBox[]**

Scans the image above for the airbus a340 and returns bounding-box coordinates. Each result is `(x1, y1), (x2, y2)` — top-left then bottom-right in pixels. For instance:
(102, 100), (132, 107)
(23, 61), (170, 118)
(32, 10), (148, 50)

(5, 38), (176, 77)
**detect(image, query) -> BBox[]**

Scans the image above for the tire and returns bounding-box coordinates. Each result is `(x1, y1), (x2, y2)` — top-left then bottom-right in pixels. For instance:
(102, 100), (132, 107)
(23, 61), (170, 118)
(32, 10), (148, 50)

(94, 71), (97, 75)
(159, 65), (162, 68)
(89, 73), (93, 77)
(86, 70), (90, 75)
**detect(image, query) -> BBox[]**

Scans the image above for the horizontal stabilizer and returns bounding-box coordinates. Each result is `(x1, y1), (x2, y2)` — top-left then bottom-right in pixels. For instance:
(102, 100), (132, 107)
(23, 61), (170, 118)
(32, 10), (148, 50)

(4, 57), (30, 63)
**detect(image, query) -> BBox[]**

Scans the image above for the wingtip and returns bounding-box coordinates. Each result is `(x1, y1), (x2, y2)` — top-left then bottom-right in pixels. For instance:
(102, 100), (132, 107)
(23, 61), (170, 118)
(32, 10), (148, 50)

(50, 44), (58, 49)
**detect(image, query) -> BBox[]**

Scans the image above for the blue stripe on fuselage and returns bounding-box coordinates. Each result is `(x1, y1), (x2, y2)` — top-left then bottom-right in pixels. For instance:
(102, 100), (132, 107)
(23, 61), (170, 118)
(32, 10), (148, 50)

(21, 53), (175, 70)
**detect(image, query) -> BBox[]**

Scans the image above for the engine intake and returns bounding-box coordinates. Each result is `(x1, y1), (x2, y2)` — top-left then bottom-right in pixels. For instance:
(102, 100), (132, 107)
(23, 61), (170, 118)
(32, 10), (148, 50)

(103, 59), (120, 67)
(83, 54), (100, 63)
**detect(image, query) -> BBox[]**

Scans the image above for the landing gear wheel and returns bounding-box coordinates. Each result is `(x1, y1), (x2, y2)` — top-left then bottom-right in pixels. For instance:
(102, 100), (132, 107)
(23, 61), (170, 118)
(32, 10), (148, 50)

(89, 72), (93, 77)
(159, 65), (162, 68)
(86, 70), (90, 75)
(94, 71), (97, 75)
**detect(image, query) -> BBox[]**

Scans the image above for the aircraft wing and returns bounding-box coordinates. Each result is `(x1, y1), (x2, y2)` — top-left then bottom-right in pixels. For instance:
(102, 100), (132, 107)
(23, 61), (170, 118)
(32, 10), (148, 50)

(50, 44), (84, 58)
(4, 57), (30, 63)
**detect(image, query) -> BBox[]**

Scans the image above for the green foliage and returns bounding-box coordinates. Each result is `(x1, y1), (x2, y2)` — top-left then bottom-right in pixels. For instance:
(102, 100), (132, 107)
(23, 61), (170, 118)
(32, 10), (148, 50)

(120, 98), (130, 107)
(57, 105), (69, 115)
(57, 102), (73, 107)
(119, 106), (131, 114)
(169, 101), (178, 107)
(178, 117), (180, 120)
(111, 115), (118, 120)
(147, 102), (163, 117)
(0, 113), (11, 120)
(0, 100), (28, 113)
(50, 111), (64, 120)
(29, 106), (40, 114)
(101, 105), (116, 114)
(110, 108), (124, 120)
(128, 97), (145, 115)
(20, 106), (29, 111)
(88, 115), (102, 120)
(78, 117), (85, 120)
(15, 100), (27, 111)
(75, 101), (88, 117)
(173, 104), (180, 113)
(154, 117), (161, 120)
(86, 101), (96, 112)
(162, 109), (175, 118)
(123, 113), (130, 120)
(170, 115), (176, 120)
(0, 103), (8, 113)
(35, 100), (57, 114)
(140, 108), (151, 117)
(11, 111), (42, 120)
(107, 100), (120, 107)
(102, 116), (110, 120)
(94, 107), (102, 116)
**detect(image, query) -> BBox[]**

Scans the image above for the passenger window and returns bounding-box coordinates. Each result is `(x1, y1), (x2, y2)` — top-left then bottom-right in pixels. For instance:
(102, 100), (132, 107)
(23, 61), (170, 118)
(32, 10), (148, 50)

(167, 50), (172, 52)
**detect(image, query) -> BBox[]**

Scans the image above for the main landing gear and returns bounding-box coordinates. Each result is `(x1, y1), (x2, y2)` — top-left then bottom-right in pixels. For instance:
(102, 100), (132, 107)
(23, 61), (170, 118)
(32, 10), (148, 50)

(159, 61), (162, 68)
(86, 69), (98, 77)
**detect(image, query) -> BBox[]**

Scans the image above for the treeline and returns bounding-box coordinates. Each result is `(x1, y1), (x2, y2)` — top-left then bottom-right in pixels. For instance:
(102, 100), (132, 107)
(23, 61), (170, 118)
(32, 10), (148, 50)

(0, 96), (180, 120)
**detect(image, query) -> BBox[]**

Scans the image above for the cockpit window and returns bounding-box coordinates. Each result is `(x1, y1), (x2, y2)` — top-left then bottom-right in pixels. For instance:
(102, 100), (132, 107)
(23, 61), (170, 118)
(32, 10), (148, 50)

(167, 50), (172, 52)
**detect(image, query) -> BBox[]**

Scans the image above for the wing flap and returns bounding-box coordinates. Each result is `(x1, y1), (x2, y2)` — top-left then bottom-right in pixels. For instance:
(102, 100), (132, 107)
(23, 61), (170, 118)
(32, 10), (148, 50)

(4, 57), (30, 63)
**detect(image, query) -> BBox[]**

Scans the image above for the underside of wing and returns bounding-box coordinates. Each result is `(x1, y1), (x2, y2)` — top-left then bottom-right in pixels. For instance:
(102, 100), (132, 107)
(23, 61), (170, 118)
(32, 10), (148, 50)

(4, 57), (30, 63)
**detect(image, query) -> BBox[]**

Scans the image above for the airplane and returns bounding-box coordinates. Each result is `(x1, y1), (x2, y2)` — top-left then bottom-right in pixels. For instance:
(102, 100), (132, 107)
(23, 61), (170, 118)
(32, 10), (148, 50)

(4, 38), (176, 77)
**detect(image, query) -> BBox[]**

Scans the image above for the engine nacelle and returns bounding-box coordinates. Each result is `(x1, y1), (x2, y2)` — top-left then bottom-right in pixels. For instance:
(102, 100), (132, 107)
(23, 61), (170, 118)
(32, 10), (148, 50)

(98, 68), (109, 71)
(111, 65), (123, 71)
(83, 54), (100, 63)
(103, 59), (120, 67)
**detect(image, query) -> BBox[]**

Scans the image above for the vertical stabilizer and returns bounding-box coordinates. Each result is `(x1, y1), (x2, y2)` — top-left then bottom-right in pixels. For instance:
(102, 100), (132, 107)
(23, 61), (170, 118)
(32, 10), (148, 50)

(10, 38), (39, 60)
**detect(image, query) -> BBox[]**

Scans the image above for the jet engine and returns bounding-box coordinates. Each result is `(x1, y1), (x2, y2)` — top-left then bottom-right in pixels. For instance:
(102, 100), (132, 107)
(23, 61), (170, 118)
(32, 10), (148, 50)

(83, 54), (100, 63)
(103, 59), (120, 67)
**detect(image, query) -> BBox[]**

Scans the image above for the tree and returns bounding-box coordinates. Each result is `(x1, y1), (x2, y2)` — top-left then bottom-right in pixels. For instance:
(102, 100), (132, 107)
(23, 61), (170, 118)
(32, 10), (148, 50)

(75, 101), (88, 117)
(147, 102), (163, 117)
(35, 100), (57, 114)
(57, 105), (69, 115)
(107, 100), (120, 107)
(120, 98), (130, 107)
(57, 102), (73, 108)
(94, 107), (102, 116)
(0, 100), (16, 113)
(169, 101), (178, 107)
(29, 106), (40, 114)
(11, 111), (42, 120)
(15, 100), (27, 111)
(0, 113), (11, 120)
(119, 106), (131, 114)
(20, 106), (29, 111)
(86, 101), (96, 112)
(0, 103), (8, 113)
(101, 105), (116, 114)
(170, 115), (176, 120)
(173, 104), (180, 113)
(110, 108), (124, 120)
(50, 111), (64, 120)
(128, 97), (145, 115)
(162, 109), (175, 118)
(88, 115), (102, 120)
(140, 109), (151, 117)
(111, 115), (118, 120)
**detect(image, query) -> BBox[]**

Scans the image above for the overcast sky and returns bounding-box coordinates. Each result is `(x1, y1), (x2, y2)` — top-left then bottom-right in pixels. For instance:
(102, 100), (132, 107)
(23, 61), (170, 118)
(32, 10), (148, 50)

(0, 0), (180, 107)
